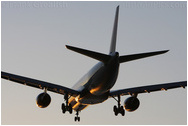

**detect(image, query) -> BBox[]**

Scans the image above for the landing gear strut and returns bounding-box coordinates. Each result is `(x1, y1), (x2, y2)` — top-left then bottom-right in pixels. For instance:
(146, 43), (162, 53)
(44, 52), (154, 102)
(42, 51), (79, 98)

(61, 93), (72, 114)
(113, 95), (125, 116)
(74, 111), (80, 122)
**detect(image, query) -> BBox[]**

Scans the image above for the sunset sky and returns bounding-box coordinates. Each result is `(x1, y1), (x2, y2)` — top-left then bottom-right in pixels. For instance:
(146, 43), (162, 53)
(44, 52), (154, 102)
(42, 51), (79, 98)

(1, 1), (187, 125)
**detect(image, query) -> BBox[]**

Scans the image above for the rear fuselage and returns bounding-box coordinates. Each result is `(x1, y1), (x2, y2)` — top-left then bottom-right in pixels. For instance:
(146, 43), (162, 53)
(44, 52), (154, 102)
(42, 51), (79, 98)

(69, 52), (119, 111)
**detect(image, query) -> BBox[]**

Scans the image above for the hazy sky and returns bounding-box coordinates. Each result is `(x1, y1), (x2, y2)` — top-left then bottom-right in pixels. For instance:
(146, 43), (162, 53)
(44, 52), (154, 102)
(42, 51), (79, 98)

(1, 1), (187, 125)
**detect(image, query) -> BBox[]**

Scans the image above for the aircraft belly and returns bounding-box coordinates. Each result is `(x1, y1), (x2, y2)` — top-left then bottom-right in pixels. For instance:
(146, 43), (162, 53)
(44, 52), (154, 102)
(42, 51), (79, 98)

(69, 97), (89, 111)
(78, 92), (109, 105)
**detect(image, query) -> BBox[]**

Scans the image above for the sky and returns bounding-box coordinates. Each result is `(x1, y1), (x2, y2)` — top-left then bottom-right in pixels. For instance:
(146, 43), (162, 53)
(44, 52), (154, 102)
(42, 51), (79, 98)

(1, 1), (187, 125)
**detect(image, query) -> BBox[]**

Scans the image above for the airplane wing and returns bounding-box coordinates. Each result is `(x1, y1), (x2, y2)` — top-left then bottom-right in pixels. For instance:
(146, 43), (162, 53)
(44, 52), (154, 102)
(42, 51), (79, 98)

(109, 81), (187, 97)
(1, 71), (80, 97)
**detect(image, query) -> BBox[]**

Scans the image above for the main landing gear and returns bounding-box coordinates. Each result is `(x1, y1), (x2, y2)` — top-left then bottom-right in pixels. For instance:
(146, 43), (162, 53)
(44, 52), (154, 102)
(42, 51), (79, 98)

(61, 93), (72, 114)
(74, 111), (80, 122)
(113, 95), (125, 116)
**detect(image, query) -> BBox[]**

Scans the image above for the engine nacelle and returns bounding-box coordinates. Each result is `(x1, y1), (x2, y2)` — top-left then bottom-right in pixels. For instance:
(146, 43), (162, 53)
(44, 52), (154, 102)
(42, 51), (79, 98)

(36, 93), (51, 108)
(124, 97), (140, 112)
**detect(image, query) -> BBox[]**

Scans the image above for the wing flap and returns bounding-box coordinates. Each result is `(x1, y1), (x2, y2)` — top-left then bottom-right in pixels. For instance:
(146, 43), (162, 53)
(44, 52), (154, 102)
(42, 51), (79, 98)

(109, 81), (187, 97)
(1, 71), (80, 96)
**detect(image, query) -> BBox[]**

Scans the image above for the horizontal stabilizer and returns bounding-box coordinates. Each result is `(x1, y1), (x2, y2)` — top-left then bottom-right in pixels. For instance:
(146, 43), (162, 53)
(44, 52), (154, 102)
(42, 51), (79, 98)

(66, 45), (111, 63)
(119, 50), (169, 63)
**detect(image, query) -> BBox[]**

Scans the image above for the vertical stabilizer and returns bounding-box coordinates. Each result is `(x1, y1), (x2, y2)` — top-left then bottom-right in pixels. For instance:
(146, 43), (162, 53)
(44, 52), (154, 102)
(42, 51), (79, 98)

(109, 5), (119, 54)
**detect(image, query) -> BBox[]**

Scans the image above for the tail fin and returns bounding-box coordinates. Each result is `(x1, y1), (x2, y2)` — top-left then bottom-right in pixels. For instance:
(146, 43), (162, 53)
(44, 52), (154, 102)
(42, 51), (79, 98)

(109, 5), (119, 54)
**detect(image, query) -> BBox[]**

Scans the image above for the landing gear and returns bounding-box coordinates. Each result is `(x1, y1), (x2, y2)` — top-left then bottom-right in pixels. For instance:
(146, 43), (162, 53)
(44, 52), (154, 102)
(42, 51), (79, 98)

(61, 103), (72, 114)
(74, 111), (80, 122)
(61, 93), (73, 114)
(113, 95), (125, 116)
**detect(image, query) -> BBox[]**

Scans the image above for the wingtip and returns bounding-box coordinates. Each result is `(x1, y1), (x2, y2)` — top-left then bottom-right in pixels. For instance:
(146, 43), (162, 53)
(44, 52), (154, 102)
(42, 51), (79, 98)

(65, 45), (70, 49)
(159, 50), (169, 54)
(164, 50), (170, 53)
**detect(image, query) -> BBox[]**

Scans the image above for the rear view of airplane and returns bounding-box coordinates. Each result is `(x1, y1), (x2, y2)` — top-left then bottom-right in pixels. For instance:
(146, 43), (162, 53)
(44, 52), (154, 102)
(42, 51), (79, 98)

(1, 6), (187, 122)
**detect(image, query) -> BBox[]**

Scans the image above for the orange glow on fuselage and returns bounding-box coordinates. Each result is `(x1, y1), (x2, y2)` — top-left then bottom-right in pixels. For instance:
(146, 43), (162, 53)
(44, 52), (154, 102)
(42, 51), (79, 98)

(89, 86), (102, 94)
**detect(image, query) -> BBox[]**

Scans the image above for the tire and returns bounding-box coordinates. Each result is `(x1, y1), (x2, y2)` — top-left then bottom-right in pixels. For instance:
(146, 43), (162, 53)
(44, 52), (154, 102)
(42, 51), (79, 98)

(114, 106), (118, 116)
(120, 106), (124, 111)
(120, 106), (125, 116)
(69, 104), (73, 114)
(113, 105), (117, 112)
(62, 103), (66, 113)
(121, 109), (125, 116)
(75, 117), (77, 121)
(114, 105), (117, 112)
(61, 103), (65, 110)
(62, 109), (66, 113)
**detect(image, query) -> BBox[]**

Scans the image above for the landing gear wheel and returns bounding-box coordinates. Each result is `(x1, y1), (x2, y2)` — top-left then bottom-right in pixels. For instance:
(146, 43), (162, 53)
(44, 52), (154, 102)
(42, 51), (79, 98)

(120, 106), (125, 116)
(113, 105), (118, 116)
(120, 106), (123, 110)
(115, 110), (118, 116)
(75, 117), (77, 121)
(68, 104), (73, 114)
(113, 105), (117, 112)
(62, 103), (66, 113)
(74, 111), (80, 122)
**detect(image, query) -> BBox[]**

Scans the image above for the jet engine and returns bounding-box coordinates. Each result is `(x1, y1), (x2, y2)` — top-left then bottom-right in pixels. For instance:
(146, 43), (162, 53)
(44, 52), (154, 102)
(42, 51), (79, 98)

(36, 93), (51, 108)
(124, 96), (140, 112)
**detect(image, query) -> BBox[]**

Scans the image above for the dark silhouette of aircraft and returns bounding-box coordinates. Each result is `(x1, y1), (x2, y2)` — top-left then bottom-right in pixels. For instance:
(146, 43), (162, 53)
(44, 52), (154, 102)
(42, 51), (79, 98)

(1, 6), (186, 122)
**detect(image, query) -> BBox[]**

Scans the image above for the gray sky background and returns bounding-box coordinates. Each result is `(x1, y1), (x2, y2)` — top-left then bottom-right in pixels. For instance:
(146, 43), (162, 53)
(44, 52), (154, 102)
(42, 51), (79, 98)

(1, 1), (187, 125)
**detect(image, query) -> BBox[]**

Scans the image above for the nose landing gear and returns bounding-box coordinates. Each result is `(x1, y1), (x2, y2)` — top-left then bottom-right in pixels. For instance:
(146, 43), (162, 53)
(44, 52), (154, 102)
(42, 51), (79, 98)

(74, 111), (80, 122)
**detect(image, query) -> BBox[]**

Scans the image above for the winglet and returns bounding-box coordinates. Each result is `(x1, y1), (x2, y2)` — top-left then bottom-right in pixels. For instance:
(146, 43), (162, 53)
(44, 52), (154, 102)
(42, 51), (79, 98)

(109, 5), (119, 54)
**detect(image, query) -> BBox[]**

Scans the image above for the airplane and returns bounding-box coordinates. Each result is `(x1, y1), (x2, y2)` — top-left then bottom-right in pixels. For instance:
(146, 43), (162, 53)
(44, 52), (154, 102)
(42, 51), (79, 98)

(1, 5), (187, 122)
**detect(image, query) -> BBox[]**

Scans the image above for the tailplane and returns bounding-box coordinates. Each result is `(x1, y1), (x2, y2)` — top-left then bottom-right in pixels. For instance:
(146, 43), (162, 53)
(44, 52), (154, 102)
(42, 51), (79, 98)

(66, 45), (110, 63)
(119, 50), (169, 63)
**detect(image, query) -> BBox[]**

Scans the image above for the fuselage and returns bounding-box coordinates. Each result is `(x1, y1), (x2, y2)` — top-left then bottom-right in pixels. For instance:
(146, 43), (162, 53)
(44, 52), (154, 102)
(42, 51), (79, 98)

(69, 52), (119, 111)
